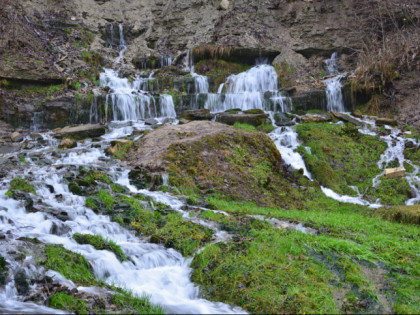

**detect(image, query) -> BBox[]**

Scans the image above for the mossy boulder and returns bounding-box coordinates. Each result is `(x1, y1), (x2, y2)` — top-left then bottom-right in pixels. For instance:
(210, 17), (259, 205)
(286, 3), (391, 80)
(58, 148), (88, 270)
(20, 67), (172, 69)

(216, 113), (269, 127)
(127, 121), (302, 208)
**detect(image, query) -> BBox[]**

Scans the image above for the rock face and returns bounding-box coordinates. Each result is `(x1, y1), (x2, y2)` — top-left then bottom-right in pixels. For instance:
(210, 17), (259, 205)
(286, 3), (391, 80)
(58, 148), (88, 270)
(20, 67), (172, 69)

(127, 121), (301, 207)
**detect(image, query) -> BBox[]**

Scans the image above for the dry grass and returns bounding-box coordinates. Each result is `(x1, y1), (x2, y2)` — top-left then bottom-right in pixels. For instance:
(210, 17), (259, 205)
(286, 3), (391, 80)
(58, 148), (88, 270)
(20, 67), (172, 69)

(352, 0), (420, 108)
(192, 45), (234, 61)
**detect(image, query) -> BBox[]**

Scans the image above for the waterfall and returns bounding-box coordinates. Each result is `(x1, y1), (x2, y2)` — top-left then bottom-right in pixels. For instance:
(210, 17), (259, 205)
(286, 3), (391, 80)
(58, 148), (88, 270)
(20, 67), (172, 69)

(204, 64), (290, 113)
(324, 52), (338, 76)
(324, 74), (345, 112)
(115, 24), (127, 64)
(30, 112), (44, 132)
(323, 53), (345, 112)
(159, 95), (177, 118)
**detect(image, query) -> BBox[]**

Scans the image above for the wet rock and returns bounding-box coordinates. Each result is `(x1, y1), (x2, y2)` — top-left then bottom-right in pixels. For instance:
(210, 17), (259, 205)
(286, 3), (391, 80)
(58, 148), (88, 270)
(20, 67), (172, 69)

(331, 112), (363, 126)
(50, 222), (71, 235)
(216, 113), (268, 126)
(375, 118), (398, 126)
(301, 114), (331, 123)
(384, 167), (405, 179)
(59, 138), (77, 149)
(274, 112), (295, 126)
(10, 132), (23, 142)
(179, 109), (214, 121)
(54, 124), (106, 140)
(68, 182), (82, 195)
(128, 168), (152, 189)
(15, 270), (29, 295)
(145, 118), (159, 125)
(352, 109), (363, 118)
(10, 191), (34, 211)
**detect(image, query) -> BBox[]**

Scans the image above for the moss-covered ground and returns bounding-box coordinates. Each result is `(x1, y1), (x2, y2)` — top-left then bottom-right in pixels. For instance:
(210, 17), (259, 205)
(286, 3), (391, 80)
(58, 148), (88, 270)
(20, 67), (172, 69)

(296, 123), (387, 195)
(190, 193), (420, 314)
(72, 233), (127, 262)
(166, 130), (303, 208)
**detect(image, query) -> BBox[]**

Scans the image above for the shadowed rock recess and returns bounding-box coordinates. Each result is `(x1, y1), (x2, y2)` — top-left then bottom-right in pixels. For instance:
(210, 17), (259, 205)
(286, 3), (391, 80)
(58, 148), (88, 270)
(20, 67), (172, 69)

(0, 0), (419, 314)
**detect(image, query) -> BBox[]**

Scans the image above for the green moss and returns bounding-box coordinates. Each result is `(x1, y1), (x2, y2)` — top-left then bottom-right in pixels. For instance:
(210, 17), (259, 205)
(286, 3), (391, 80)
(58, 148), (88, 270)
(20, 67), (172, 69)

(49, 292), (88, 314)
(7, 177), (36, 195)
(194, 196), (420, 314)
(85, 197), (100, 212)
(111, 289), (165, 314)
(68, 182), (82, 195)
(366, 177), (412, 205)
(98, 189), (116, 211)
(256, 123), (275, 133)
(44, 245), (98, 286)
(72, 233), (127, 262)
(166, 130), (301, 208)
(150, 213), (213, 256)
(297, 123), (387, 195)
(233, 122), (256, 131)
(107, 141), (134, 160)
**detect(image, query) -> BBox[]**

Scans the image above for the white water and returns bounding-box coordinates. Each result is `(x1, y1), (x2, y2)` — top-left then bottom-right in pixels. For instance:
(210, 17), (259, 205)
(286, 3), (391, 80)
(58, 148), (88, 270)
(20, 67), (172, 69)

(0, 125), (244, 314)
(269, 126), (312, 179)
(205, 64), (290, 113)
(99, 69), (176, 121)
(323, 53), (345, 112)
(324, 52), (338, 76)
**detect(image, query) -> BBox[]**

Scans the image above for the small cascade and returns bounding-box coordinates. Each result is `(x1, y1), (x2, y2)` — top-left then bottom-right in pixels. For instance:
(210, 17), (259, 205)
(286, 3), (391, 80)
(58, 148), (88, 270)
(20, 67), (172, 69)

(30, 112), (44, 132)
(269, 126), (312, 179)
(115, 24), (127, 64)
(159, 94), (177, 118)
(325, 74), (345, 112)
(323, 53), (345, 112)
(324, 52), (338, 76)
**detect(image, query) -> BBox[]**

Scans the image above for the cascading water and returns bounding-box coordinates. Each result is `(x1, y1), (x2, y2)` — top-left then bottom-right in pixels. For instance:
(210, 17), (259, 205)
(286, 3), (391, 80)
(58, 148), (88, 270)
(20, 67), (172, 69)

(204, 64), (291, 113)
(324, 52), (338, 76)
(95, 25), (175, 122)
(0, 123), (244, 314)
(323, 53), (345, 112)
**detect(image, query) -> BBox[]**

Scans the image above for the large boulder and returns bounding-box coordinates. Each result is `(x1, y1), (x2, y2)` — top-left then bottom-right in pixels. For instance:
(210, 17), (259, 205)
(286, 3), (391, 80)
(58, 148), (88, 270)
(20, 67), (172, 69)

(126, 121), (302, 208)
(216, 113), (268, 126)
(54, 124), (106, 140)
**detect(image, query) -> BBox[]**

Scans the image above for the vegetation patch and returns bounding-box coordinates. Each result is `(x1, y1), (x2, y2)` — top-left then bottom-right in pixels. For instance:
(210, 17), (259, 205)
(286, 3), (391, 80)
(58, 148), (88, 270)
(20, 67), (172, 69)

(365, 177), (412, 205)
(150, 213), (213, 256)
(193, 195), (420, 314)
(111, 289), (165, 314)
(49, 292), (88, 314)
(373, 205), (420, 225)
(297, 122), (387, 195)
(72, 233), (127, 262)
(106, 140), (134, 160)
(43, 245), (98, 286)
(6, 177), (36, 197)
